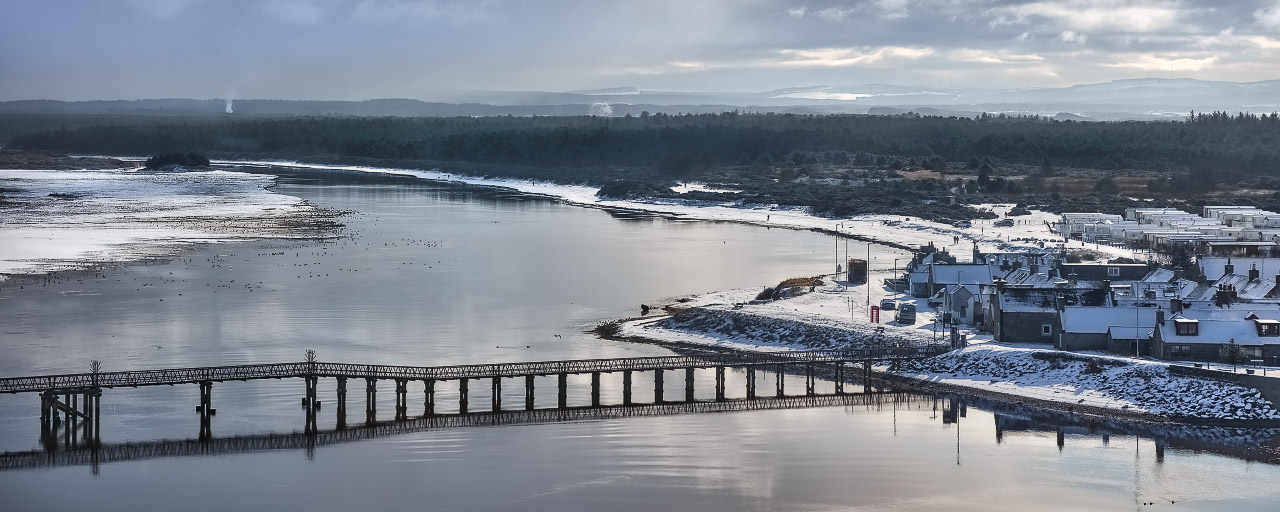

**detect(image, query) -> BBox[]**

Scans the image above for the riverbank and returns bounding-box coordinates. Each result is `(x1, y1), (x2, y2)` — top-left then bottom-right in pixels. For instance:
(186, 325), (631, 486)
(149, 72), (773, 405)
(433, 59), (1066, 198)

(611, 280), (1280, 425)
(0, 163), (343, 276)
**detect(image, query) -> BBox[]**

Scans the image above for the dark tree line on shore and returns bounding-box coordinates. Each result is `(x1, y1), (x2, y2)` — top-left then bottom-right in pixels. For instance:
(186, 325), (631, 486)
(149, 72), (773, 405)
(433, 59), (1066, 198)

(8, 111), (1280, 177)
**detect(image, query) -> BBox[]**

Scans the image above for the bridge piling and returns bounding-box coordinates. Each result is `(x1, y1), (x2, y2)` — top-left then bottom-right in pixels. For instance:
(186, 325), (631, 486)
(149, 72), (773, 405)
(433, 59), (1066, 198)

(557, 373), (567, 409)
(198, 381), (213, 441)
(714, 367), (725, 402)
(654, 370), (664, 404)
(776, 365), (785, 398)
(805, 364), (816, 396)
(336, 377), (347, 429)
(365, 378), (377, 424)
(590, 372), (600, 407)
(304, 376), (319, 434)
(524, 375), (534, 411)
(835, 366), (844, 394)
(684, 368), (695, 403)
(423, 379), (435, 416)
(623, 370), (632, 406)
(492, 377), (501, 412)
(394, 379), (408, 421)
(746, 367), (756, 399)
(459, 379), (469, 414)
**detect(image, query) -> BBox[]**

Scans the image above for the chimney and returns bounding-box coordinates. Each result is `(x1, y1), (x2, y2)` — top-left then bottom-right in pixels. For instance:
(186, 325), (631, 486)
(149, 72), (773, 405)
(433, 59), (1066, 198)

(972, 241), (982, 264)
(1170, 298), (1183, 314)
(1250, 264), (1260, 281)
(1174, 266), (1184, 282)
(1156, 307), (1165, 326)
(1224, 257), (1234, 277)
(1055, 295), (1066, 311)
(1030, 262), (1040, 275)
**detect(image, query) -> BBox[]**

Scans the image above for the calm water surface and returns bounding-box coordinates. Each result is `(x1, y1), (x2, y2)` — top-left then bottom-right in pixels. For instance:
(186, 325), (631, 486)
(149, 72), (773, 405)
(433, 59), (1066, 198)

(1, 175), (1278, 511)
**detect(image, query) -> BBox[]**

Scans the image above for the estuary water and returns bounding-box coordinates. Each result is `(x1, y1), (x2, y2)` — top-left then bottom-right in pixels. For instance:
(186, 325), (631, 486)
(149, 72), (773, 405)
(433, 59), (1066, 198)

(1, 170), (1279, 511)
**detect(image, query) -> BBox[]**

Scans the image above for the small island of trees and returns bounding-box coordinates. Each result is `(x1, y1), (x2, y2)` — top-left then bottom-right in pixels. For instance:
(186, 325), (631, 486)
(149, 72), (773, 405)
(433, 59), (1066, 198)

(144, 152), (210, 169)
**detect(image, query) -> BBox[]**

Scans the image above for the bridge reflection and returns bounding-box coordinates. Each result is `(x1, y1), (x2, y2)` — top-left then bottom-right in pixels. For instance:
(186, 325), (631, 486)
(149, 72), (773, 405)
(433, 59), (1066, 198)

(1, 391), (927, 473)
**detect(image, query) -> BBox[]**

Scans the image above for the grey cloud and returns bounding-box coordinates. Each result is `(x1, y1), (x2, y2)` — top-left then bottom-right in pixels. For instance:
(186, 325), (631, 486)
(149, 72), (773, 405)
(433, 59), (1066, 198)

(2, 0), (1278, 100)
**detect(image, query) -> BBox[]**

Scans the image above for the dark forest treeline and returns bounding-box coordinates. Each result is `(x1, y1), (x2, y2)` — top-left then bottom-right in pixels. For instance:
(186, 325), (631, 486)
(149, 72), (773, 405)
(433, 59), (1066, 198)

(7, 111), (1280, 177)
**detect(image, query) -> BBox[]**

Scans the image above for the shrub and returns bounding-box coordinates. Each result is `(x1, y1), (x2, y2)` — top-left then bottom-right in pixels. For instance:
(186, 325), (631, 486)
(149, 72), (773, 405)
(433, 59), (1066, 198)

(144, 152), (210, 169)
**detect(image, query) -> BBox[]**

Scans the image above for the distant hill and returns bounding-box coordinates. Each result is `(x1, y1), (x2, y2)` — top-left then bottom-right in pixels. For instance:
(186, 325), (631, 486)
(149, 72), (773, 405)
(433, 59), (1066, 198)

(2, 79), (1275, 120)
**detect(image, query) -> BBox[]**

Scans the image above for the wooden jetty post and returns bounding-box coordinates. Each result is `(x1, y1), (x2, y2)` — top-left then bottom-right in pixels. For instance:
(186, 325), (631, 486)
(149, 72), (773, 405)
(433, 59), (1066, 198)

(197, 381), (214, 441)
(776, 364), (785, 397)
(459, 378), (469, 414)
(684, 368), (695, 402)
(805, 364), (816, 396)
(524, 375), (534, 411)
(622, 370), (633, 406)
(491, 377), (502, 412)
(394, 379), (408, 421)
(590, 372), (601, 407)
(423, 379), (435, 416)
(557, 373), (567, 409)
(714, 366), (726, 402)
(835, 365), (844, 394)
(304, 376), (319, 434)
(364, 378), (377, 424)
(336, 377), (347, 429)
(654, 369), (664, 404)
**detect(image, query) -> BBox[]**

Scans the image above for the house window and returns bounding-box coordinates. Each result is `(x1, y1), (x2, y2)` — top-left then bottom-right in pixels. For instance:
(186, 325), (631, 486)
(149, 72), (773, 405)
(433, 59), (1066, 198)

(1257, 322), (1280, 337)
(1107, 267), (1120, 277)
(1244, 347), (1263, 359)
(1042, 324), (1052, 336)
(1169, 345), (1192, 358)
(1174, 319), (1199, 336)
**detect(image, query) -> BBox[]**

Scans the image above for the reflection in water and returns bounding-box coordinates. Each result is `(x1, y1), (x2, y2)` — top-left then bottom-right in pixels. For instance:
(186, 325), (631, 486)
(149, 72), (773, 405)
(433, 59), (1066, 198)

(11, 390), (1278, 476)
(3, 176), (1280, 511)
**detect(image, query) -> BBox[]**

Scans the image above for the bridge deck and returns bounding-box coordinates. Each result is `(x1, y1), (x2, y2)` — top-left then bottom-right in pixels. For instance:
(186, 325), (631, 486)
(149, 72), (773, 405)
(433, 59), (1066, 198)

(0, 347), (946, 393)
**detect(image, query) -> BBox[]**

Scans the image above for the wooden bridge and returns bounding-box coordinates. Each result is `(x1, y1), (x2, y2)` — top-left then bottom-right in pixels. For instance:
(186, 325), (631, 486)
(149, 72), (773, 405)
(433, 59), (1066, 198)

(0, 347), (947, 450)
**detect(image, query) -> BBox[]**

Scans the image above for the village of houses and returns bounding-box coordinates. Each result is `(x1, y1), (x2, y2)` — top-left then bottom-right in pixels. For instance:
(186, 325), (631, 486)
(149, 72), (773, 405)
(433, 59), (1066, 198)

(620, 204), (1280, 420)
(910, 205), (1280, 367)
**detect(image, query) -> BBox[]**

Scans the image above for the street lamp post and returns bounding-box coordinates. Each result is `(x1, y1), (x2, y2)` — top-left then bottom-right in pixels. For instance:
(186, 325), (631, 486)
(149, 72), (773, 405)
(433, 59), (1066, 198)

(835, 223), (844, 286)
(893, 258), (901, 299)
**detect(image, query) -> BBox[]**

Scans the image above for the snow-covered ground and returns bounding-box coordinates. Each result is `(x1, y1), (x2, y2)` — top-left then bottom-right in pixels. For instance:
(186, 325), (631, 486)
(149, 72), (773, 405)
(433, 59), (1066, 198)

(901, 344), (1280, 421)
(4, 158), (1142, 277)
(222, 160), (1131, 261)
(0, 166), (333, 275)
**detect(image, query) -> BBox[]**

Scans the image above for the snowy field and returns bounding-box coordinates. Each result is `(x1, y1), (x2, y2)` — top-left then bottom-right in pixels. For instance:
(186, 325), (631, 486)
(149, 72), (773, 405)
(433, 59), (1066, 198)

(0, 166), (332, 275)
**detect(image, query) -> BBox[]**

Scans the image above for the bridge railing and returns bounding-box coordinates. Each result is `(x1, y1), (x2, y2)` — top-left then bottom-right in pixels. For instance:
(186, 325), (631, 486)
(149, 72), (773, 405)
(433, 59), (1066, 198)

(0, 346), (949, 394)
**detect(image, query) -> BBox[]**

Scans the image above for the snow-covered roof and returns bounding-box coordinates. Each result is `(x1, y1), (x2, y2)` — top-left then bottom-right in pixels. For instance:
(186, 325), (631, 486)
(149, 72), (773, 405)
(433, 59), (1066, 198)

(1107, 326), (1151, 340)
(931, 264), (995, 286)
(1060, 306), (1155, 334)
(1141, 268), (1176, 282)
(1156, 307), (1280, 345)
(1200, 257), (1280, 280)
(1210, 274), (1278, 300)
(999, 288), (1108, 313)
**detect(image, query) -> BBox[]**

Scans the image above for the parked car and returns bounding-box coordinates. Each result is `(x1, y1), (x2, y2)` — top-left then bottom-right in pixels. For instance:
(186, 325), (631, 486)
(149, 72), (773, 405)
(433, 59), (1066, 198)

(927, 290), (944, 308)
(994, 218), (1015, 227)
(895, 304), (917, 325)
(879, 298), (897, 311)
(952, 220), (972, 228)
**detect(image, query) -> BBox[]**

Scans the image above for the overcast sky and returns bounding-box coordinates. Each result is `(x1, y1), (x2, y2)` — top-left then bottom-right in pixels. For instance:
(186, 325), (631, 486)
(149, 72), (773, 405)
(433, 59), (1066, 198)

(3, 0), (1279, 100)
